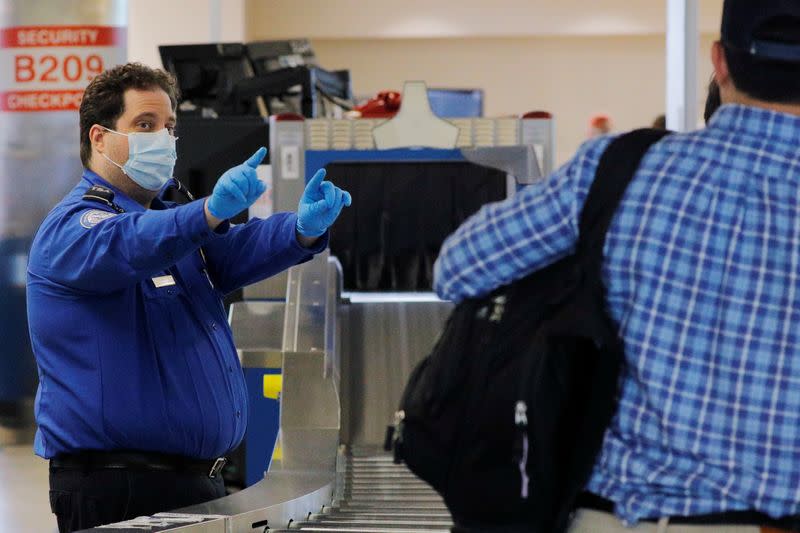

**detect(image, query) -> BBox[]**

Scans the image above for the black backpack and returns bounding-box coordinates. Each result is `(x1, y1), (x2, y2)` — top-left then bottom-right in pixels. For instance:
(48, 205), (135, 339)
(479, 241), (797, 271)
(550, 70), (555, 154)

(391, 129), (670, 532)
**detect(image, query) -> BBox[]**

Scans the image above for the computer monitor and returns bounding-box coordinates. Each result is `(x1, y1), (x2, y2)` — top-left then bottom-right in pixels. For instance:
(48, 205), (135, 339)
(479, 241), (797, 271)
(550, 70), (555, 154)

(245, 39), (318, 75)
(245, 40), (351, 117)
(159, 43), (260, 116)
(427, 88), (484, 118)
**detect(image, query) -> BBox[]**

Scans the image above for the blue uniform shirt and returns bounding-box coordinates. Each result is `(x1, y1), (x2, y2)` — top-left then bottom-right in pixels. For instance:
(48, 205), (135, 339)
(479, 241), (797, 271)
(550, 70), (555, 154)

(28, 169), (326, 460)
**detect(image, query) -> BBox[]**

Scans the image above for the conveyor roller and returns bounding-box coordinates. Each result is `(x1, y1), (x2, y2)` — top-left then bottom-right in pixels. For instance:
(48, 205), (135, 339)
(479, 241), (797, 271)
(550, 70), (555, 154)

(277, 448), (453, 532)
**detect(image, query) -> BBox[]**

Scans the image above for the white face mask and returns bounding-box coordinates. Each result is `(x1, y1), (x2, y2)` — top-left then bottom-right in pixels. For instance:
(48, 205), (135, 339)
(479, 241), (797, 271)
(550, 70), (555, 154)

(101, 127), (177, 191)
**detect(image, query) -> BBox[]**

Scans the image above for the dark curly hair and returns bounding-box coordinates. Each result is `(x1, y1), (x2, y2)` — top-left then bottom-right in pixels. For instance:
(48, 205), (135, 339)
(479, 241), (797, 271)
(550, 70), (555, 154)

(79, 62), (179, 166)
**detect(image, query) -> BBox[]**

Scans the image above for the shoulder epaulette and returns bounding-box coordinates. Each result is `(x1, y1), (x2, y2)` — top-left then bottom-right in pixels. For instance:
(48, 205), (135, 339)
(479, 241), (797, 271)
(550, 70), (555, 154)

(82, 185), (124, 214)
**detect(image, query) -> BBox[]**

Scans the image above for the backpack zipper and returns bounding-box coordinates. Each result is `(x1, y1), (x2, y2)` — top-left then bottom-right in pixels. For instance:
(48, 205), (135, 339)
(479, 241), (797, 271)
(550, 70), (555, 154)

(514, 400), (530, 499)
(489, 295), (506, 322)
(391, 409), (405, 463)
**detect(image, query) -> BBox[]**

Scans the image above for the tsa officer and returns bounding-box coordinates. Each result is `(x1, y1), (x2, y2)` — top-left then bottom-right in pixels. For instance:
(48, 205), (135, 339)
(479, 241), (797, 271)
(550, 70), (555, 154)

(27, 62), (350, 533)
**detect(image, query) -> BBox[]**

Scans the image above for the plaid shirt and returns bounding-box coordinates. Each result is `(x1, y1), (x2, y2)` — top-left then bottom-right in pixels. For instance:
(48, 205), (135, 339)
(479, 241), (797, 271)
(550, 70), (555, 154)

(434, 104), (800, 524)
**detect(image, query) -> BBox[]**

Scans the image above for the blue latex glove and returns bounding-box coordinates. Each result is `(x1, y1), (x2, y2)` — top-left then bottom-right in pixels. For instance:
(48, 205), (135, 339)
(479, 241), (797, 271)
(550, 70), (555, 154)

(296, 168), (352, 237)
(207, 147), (268, 220)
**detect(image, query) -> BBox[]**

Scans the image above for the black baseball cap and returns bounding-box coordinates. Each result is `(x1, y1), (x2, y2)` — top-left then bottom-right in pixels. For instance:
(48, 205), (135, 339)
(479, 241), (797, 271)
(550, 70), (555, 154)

(721, 0), (800, 62)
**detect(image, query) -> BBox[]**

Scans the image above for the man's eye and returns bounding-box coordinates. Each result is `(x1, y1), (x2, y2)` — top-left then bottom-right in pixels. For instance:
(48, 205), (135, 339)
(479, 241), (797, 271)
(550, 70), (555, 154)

(137, 122), (152, 130)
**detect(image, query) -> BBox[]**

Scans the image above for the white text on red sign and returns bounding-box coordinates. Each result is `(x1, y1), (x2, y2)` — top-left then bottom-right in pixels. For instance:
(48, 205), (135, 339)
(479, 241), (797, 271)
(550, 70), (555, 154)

(1, 25), (125, 112)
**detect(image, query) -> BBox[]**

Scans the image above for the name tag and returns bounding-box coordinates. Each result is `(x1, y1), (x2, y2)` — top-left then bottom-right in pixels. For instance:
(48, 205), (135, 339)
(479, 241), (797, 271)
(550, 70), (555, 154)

(152, 275), (176, 288)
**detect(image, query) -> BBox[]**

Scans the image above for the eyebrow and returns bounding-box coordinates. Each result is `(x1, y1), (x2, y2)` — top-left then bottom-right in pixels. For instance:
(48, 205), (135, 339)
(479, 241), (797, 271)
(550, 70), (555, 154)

(131, 112), (177, 124)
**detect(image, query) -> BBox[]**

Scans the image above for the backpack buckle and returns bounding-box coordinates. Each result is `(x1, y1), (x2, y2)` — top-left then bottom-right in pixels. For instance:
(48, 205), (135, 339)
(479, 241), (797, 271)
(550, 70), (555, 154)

(208, 457), (227, 478)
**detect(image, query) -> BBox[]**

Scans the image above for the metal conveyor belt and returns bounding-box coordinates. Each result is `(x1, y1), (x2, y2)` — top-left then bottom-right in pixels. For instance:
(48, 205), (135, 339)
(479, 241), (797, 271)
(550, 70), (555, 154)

(277, 448), (453, 532)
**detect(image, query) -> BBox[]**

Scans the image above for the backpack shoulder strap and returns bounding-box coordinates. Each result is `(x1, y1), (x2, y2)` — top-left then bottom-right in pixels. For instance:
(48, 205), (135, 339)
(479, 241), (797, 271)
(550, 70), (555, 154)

(577, 128), (671, 275)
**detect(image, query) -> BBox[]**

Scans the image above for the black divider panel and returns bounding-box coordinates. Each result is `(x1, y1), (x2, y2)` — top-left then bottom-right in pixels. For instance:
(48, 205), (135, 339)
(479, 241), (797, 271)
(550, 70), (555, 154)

(326, 162), (506, 291)
(172, 116), (269, 203)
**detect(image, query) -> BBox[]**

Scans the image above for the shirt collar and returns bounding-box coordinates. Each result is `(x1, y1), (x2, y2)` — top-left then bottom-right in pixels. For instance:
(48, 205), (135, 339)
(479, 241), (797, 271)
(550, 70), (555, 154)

(81, 169), (170, 213)
(708, 103), (800, 149)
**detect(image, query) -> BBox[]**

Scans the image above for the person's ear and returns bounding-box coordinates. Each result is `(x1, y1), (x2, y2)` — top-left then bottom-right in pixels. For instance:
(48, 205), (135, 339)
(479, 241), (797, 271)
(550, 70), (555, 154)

(89, 124), (108, 153)
(711, 41), (731, 88)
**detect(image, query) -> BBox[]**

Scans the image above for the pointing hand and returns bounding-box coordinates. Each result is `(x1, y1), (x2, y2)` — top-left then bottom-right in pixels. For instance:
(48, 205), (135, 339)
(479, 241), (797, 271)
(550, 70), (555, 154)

(206, 147), (268, 220)
(295, 168), (352, 238)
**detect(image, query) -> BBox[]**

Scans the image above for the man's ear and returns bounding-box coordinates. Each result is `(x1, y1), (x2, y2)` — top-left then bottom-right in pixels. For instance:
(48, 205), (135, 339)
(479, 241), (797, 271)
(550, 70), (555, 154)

(89, 124), (107, 154)
(711, 41), (731, 88)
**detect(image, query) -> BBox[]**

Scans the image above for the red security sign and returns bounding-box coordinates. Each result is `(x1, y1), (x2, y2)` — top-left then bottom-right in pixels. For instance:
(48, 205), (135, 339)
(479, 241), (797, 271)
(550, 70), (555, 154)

(0, 25), (126, 112)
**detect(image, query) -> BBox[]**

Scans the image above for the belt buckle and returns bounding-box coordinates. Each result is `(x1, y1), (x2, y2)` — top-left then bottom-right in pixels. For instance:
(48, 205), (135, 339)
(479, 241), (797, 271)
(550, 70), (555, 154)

(209, 457), (227, 479)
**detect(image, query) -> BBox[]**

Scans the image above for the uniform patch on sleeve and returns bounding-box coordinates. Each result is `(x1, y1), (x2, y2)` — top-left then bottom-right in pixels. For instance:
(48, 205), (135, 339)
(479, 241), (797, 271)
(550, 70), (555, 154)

(79, 209), (117, 229)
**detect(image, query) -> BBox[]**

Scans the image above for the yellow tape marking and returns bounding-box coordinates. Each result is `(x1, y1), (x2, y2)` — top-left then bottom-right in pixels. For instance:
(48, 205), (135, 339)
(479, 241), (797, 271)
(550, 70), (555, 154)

(263, 374), (282, 400)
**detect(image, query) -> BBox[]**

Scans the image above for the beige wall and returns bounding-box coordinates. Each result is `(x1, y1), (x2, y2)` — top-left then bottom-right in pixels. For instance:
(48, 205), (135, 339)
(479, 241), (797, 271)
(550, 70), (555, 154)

(314, 36), (717, 164)
(245, 0), (722, 163)
(249, 35), (716, 165)
(246, 1), (721, 165)
(128, 0), (245, 68)
(245, 0), (724, 39)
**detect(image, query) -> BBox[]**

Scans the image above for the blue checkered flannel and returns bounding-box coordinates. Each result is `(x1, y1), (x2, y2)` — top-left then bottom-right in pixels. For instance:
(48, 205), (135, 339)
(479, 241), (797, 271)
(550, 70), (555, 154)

(434, 104), (800, 524)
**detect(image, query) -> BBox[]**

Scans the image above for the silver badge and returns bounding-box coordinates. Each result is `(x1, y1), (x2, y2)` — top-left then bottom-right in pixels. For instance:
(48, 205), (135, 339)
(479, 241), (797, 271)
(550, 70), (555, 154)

(80, 209), (117, 229)
(151, 275), (176, 288)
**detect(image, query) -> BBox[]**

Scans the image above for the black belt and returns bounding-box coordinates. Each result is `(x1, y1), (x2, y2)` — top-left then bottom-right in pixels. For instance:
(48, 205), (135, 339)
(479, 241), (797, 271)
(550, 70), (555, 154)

(577, 492), (800, 530)
(50, 450), (228, 479)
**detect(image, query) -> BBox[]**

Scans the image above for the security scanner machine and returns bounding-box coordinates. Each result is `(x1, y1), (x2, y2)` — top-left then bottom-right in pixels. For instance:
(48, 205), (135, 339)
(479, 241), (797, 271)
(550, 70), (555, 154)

(79, 82), (555, 532)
